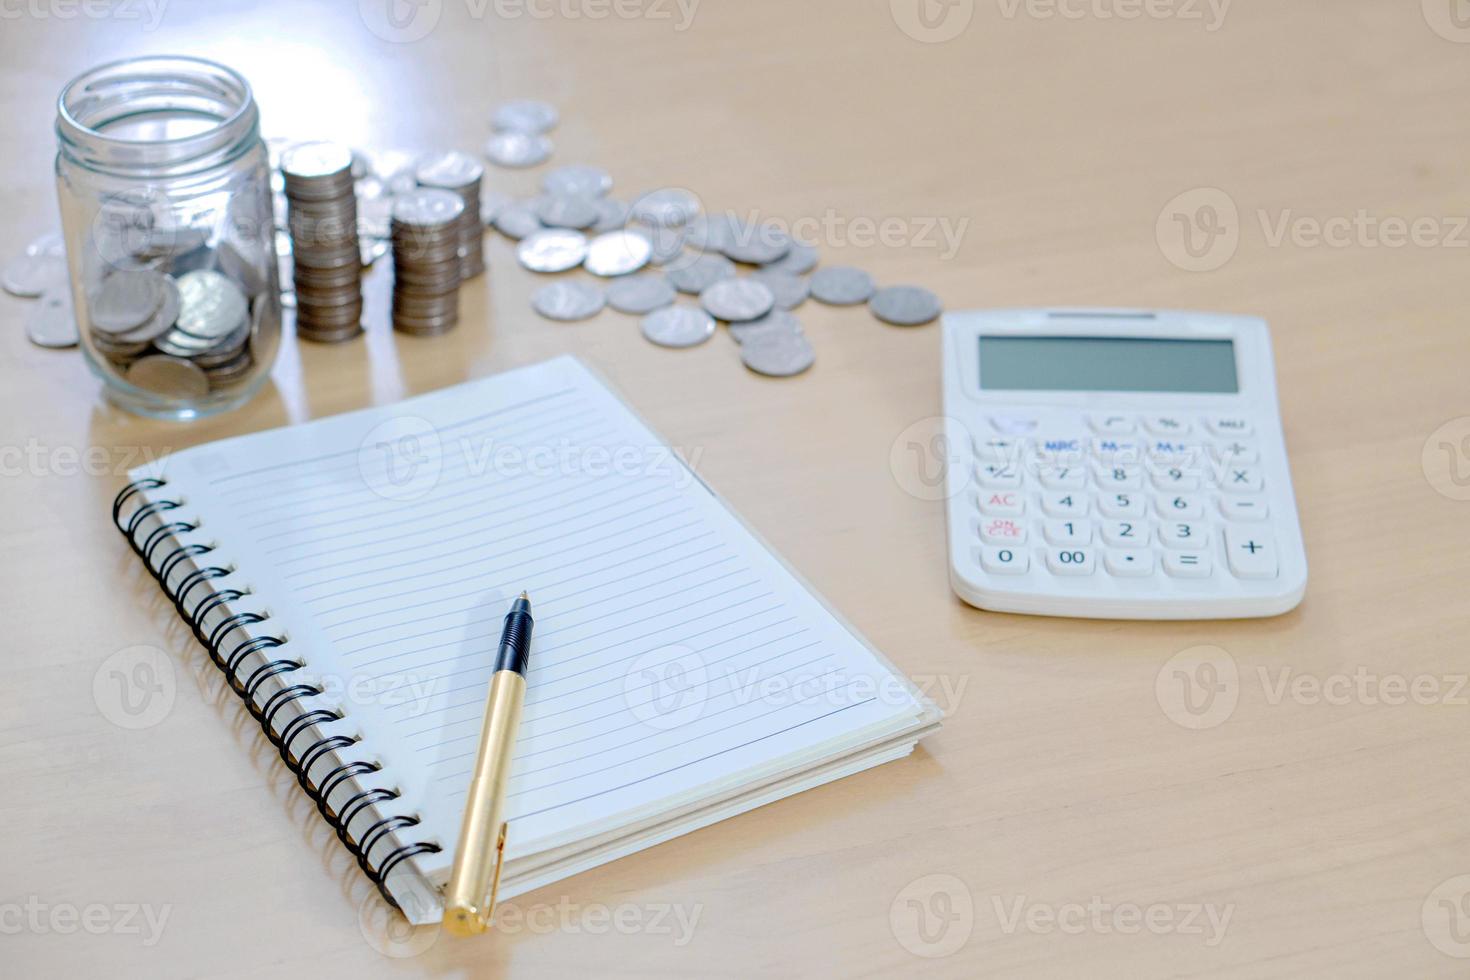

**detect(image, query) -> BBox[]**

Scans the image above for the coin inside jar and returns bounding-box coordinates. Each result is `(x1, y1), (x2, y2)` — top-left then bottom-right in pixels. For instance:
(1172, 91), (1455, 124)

(173, 270), (249, 342)
(126, 354), (211, 398)
(90, 269), (164, 334)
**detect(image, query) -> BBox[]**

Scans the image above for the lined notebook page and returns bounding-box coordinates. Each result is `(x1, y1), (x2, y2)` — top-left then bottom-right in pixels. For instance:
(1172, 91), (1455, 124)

(157, 357), (922, 861)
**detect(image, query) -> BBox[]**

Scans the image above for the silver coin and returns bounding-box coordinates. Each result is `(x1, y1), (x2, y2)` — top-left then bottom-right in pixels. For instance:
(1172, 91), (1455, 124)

(492, 100), (559, 134)
(480, 189), (514, 227)
(728, 308), (802, 345)
(641, 306), (716, 349)
(281, 141), (354, 180)
(700, 278), (775, 323)
(667, 252), (735, 294)
(485, 131), (553, 169)
(810, 265), (876, 305)
(493, 201), (544, 240)
(543, 165), (612, 199)
(114, 274), (181, 343)
(90, 270), (164, 334)
(536, 195), (599, 230)
(605, 274), (676, 314)
(722, 223), (791, 265)
(126, 354), (211, 398)
(25, 288), (77, 348)
(414, 150), (485, 189)
(751, 270), (809, 310)
(532, 280), (605, 321)
(175, 270), (249, 340)
(763, 241), (819, 276)
(869, 284), (943, 326)
(740, 329), (816, 378)
(638, 221), (689, 267)
(392, 189), (465, 229)
(631, 188), (702, 227)
(584, 231), (652, 277)
(3, 233), (65, 298)
(590, 198), (630, 233)
(517, 229), (589, 273)
(686, 212), (739, 253)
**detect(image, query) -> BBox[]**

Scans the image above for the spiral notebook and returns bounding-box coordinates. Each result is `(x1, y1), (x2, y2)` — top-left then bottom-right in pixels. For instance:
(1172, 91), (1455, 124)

(112, 356), (940, 923)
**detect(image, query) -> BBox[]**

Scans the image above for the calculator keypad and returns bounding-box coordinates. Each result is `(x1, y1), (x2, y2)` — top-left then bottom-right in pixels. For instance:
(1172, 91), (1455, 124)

(970, 412), (1278, 585)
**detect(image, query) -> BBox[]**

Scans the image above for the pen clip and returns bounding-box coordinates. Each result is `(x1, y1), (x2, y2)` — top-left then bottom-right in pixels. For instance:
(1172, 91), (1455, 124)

(485, 821), (507, 922)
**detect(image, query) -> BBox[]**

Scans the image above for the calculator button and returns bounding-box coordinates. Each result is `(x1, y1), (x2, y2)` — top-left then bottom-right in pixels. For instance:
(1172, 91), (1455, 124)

(1044, 519), (1093, 545)
(1219, 466), (1264, 493)
(980, 545), (1030, 575)
(1206, 416), (1253, 437)
(974, 437), (1024, 462)
(1046, 548), (1096, 576)
(1101, 519), (1150, 548)
(1213, 441), (1259, 465)
(1145, 415), (1192, 436)
(1041, 491), (1089, 518)
(1037, 461), (1087, 490)
(977, 462), (1023, 488)
(1091, 438), (1144, 461)
(1150, 465), (1200, 491)
(1094, 464), (1143, 490)
(978, 517), (1028, 545)
(1155, 493), (1205, 519)
(1105, 549), (1155, 577)
(1225, 528), (1279, 579)
(1146, 440), (1208, 468)
(990, 414), (1039, 435)
(1164, 551), (1212, 578)
(1098, 491), (1146, 519)
(1219, 497), (1269, 522)
(978, 490), (1024, 517)
(1034, 434), (1086, 455)
(1089, 414), (1136, 435)
(1160, 521), (1209, 549)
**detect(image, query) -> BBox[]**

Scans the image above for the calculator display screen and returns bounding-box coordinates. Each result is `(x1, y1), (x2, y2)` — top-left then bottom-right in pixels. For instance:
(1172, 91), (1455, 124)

(978, 336), (1239, 393)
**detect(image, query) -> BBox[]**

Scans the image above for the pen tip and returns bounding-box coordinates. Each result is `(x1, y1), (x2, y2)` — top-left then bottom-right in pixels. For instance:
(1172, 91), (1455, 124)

(518, 591), (530, 602)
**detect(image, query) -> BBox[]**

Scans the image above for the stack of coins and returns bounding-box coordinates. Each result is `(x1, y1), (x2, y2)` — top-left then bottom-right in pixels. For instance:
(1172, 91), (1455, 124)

(391, 189), (465, 336)
(87, 267), (258, 394)
(281, 141), (363, 342)
(414, 151), (485, 280)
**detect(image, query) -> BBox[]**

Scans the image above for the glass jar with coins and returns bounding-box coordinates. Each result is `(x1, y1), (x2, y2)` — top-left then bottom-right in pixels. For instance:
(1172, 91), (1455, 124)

(55, 56), (280, 419)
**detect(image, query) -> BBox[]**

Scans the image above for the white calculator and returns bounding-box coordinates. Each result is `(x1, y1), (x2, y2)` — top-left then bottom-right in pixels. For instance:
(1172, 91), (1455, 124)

(941, 308), (1307, 620)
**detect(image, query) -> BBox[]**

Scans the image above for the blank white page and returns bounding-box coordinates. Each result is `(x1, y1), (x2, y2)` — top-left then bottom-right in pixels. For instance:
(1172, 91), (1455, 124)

(154, 356), (924, 865)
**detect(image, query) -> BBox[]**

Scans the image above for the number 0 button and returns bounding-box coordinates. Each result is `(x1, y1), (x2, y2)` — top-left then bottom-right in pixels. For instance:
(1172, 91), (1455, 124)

(980, 546), (1030, 575)
(1046, 548), (1096, 575)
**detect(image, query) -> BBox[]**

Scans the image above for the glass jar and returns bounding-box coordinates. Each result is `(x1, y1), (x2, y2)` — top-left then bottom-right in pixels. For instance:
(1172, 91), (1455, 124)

(55, 56), (280, 420)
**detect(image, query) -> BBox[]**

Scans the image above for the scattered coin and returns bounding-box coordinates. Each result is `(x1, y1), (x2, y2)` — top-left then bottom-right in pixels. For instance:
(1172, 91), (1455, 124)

(763, 241), (819, 276)
(869, 284), (943, 326)
(631, 188), (702, 227)
(493, 201), (544, 240)
(3, 233), (66, 298)
(584, 231), (653, 277)
(484, 131), (553, 169)
(25, 288), (77, 348)
(727, 308), (801, 345)
(536, 195), (599, 230)
(667, 252), (736, 294)
(740, 327), (816, 377)
(126, 353), (211, 398)
(810, 265), (876, 305)
(606, 273), (677, 314)
(517, 229), (590, 273)
(492, 100), (559, 135)
(590, 198), (630, 233)
(532, 280), (605, 321)
(543, 165), (612, 199)
(480, 189), (513, 227)
(750, 270), (809, 310)
(722, 223), (791, 265)
(641, 306), (716, 349)
(700, 278), (775, 323)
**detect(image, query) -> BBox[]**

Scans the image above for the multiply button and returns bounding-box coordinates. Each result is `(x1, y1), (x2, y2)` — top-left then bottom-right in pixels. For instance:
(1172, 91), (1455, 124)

(1225, 527), (1279, 579)
(1219, 466), (1264, 493)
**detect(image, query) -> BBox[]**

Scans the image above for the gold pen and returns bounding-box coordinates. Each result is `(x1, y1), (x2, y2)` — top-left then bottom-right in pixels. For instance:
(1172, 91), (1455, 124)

(443, 591), (534, 936)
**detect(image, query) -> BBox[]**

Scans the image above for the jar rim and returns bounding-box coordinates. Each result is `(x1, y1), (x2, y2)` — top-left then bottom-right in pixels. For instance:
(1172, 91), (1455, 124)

(57, 54), (255, 153)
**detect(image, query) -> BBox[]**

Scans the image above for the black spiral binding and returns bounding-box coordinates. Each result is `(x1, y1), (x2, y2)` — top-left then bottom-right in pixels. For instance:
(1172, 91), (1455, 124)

(113, 478), (442, 911)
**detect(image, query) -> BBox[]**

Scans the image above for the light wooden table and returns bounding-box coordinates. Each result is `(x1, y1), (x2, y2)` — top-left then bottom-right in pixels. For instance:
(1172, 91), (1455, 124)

(5, 1), (1470, 976)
